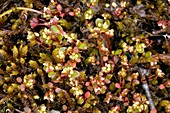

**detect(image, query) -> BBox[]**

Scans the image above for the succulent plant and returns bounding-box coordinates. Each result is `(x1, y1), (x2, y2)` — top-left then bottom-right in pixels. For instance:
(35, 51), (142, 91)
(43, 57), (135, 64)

(0, 0), (170, 112)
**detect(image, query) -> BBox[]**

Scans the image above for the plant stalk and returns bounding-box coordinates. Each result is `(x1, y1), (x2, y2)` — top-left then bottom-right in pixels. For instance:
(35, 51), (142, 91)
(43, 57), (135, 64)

(0, 7), (42, 18)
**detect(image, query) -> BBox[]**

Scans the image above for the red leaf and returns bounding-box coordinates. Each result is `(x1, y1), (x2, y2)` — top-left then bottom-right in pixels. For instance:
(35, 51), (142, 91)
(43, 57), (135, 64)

(30, 22), (38, 28)
(61, 73), (68, 77)
(85, 82), (90, 86)
(32, 18), (39, 23)
(57, 4), (62, 12)
(85, 91), (90, 99)
(116, 105), (120, 111)
(24, 106), (31, 113)
(115, 83), (121, 88)
(159, 84), (165, 90)
(20, 84), (25, 91)
(73, 46), (79, 53)
(103, 56), (108, 62)
(62, 105), (68, 111)
(76, 58), (81, 62)
(69, 12), (75, 16)
(60, 13), (65, 18)
(16, 77), (22, 83)
(150, 108), (157, 113)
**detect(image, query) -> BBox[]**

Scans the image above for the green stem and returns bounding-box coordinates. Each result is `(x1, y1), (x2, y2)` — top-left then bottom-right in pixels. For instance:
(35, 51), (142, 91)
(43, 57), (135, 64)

(0, 7), (42, 18)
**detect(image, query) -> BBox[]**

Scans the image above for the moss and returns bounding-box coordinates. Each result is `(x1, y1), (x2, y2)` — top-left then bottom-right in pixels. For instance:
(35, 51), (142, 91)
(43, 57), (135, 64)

(0, 0), (170, 112)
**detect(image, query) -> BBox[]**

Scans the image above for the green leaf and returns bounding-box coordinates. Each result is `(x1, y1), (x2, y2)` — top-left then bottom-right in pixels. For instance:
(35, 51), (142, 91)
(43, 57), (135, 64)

(114, 49), (122, 55)
(59, 47), (67, 52)
(78, 43), (87, 50)
(48, 71), (55, 78)
(109, 82), (115, 91)
(102, 19), (110, 29)
(95, 18), (103, 28)
(116, 22), (125, 31)
(145, 51), (152, 58)
(50, 25), (63, 34)
(70, 70), (80, 78)
(52, 48), (59, 58)
(77, 96), (84, 105)
(83, 103), (91, 108)
(100, 86), (106, 94)
(136, 43), (145, 53)
(106, 74), (113, 80)
(57, 34), (63, 41)
(84, 8), (94, 20)
(91, 48), (99, 56)
(129, 55), (139, 65)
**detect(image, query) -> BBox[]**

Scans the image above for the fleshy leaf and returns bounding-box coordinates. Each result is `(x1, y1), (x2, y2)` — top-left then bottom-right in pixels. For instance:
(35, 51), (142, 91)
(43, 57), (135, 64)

(29, 60), (39, 69)
(78, 43), (87, 50)
(12, 45), (18, 58)
(50, 25), (63, 35)
(58, 19), (71, 29)
(70, 70), (80, 78)
(20, 45), (28, 57)
(77, 96), (84, 105)
(95, 18), (103, 28)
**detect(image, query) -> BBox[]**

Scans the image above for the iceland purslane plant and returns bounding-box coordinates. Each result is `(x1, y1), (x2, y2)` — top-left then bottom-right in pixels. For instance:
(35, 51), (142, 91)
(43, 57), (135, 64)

(0, 0), (170, 112)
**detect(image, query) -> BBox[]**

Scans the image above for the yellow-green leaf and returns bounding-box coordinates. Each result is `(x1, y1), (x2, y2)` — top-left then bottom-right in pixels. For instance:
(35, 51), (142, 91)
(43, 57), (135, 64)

(12, 45), (18, 58)
(20, 57), (25, 65)
(10, 70), (19, 76)
(58, 19), (71, 29)
(37, 68), (43, 76)
(29, 60), (39, 69)
(39, 53), (51, 61)
(0, 68), (5, 74)
(7, 86), (14, 93)
(160, 100), (170, 107)
(20, 45), (28, 57)
(6, 66), (12, 73)
(28, 40), (37, 47)
(0, 49), (7, 56)
(83, 103), (91, 108)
